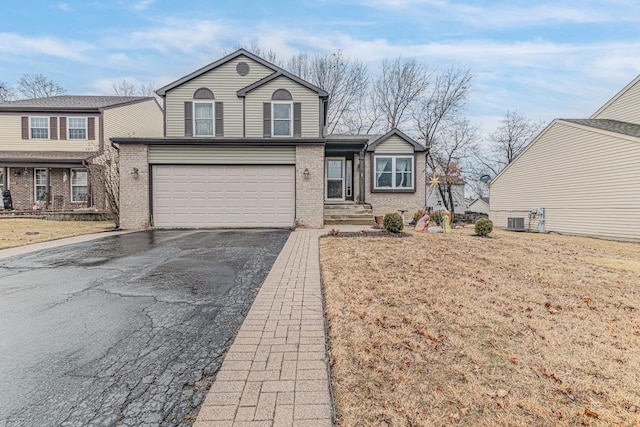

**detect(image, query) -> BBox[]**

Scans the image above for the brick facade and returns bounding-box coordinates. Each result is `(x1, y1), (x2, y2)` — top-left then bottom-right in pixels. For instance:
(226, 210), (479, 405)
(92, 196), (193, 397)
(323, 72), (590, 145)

(295, 145), (324, 228)
(3, 167), (101, 211)
(364, 154), (427, 218)
(118, 144), (150, 229)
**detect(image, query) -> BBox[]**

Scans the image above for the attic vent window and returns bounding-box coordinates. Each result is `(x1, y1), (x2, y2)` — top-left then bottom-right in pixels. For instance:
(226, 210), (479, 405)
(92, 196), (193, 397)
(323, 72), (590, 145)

(236, 62), (249, 76)
(271, 89), (292, 100)
(193, 88), (214, 99)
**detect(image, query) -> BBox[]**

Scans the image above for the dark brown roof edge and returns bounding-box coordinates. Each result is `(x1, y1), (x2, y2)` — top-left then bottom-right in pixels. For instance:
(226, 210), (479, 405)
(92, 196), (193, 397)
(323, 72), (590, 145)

(111, 137), (327, 146)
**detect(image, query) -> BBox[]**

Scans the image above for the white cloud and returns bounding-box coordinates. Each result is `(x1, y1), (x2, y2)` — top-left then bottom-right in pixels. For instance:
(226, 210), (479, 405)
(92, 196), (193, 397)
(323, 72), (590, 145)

(0, 33), (92, 62)
(57, 3), (71, 11)
(355, 0), (640, 27)
(132, 0), (156, 10)
(107, 19), (228, 54)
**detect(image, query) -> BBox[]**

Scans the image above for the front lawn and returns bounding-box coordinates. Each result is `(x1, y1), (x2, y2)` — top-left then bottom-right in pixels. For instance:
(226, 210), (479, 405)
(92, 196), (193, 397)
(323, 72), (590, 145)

(320, 228), (640, 426)
(0, 218), (114, 249)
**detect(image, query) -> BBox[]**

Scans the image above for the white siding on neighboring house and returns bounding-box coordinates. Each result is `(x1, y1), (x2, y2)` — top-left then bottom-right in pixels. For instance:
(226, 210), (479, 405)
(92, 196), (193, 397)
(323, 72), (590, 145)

(468, 199), (489, 214)
(490, 120), (640, 241)
(245, 75), (320, 138)
(0, 114), (99, 151)
(103, 99), (163, 142)
(426, 184), (465, 214)
(164, 56), (274, 137)
(591, 75), (640, 125)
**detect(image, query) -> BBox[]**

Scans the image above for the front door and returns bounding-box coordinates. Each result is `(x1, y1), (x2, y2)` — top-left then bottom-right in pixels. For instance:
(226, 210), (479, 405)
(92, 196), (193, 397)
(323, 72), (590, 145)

(325, 157), (345, 201)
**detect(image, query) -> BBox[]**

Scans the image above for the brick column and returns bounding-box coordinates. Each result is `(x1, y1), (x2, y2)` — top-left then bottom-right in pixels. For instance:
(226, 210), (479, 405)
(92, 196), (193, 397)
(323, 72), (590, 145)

(295, 145), (324, 228)
(119, 144), (150, 229)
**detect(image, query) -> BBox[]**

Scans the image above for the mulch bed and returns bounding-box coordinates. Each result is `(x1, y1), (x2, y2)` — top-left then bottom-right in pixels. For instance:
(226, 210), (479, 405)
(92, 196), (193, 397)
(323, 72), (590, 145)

(322, 230), (412, 238)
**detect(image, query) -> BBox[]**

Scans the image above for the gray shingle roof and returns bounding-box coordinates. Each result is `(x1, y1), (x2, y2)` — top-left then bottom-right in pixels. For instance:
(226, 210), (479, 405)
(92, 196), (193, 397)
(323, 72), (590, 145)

(0, 95), (150, 110)
(562, 119), (640, 139)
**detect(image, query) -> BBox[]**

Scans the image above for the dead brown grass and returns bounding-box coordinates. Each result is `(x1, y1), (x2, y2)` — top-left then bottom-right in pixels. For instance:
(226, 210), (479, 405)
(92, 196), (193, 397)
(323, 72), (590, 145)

(0, 218), (114, 249)
(320, 228), (640, 426)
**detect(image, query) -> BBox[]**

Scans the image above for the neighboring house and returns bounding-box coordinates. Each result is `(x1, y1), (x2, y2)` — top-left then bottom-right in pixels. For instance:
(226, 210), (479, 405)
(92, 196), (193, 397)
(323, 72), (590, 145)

(426, 182), (465, 214)
(490, 74), (640, 241)
(468, 197), (489, 214)
(114, 49), (426, 229)
(0, 96), (163, 211)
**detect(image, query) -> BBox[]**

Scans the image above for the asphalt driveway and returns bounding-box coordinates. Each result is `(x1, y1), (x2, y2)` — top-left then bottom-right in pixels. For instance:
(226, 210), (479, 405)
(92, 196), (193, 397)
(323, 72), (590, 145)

(0, 229), (290, 427)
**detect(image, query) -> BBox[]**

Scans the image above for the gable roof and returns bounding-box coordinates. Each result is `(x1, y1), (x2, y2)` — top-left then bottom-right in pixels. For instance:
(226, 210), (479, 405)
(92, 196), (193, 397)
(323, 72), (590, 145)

(236, 71), (328, 97)
(562, 118), (640, 139)
(0, 96), (151, 112)
(590, 74), (640, 119)
(366, 128), (426, 152)
(470, 197), (489, 206)
(156, 48), (328, 97)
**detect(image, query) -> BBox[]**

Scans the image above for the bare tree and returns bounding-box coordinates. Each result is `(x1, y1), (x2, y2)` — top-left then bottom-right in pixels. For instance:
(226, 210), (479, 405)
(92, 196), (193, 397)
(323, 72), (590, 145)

(341, 89), (383, 135)
(372, 57), (431, 130)
(228, 42), (281, 66)
(0, 82), (16, 102)
(17, 73), (66, 98)
(413, 65), (473, 155)
(479, 110), (544, 176)
(86, 146), (120, 228)
(284, 50), (368, 134)
(110, 79), (137, 96)
(428, 119), (479, 220)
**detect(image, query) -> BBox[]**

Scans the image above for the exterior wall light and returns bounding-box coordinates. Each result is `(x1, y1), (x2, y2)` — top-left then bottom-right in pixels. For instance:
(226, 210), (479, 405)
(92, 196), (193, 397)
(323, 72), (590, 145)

(303, 168), (310, 180)
(131, 167), (139, 179)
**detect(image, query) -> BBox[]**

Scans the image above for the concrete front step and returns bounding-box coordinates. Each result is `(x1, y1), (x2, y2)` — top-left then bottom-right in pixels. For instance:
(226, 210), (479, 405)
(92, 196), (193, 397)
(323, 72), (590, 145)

(324, 204), (374, 225)
(325, 218), (376, 225)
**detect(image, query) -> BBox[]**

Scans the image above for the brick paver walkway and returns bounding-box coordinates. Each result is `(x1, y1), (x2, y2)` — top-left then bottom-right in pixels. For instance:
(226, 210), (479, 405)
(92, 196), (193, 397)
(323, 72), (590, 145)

(194, 229), (332, 426)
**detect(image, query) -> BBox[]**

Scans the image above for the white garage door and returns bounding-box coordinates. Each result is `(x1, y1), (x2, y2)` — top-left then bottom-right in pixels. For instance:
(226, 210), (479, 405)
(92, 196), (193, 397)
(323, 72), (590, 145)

(152, 165), (295, 228)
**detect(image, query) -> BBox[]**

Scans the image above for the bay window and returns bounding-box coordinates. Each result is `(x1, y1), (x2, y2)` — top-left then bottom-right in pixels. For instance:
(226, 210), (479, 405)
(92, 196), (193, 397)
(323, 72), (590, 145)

(374, 155), (414, 190)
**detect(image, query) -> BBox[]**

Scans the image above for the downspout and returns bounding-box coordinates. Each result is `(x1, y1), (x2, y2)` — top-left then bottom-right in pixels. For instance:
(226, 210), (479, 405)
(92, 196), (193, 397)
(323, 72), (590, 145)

(358, 149), (365, 204)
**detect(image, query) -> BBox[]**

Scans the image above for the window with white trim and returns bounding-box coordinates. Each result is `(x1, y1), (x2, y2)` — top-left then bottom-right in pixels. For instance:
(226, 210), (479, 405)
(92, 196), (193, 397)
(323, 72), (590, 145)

(194, 102), (214, 136)
(272, 102), (292, 137)
(35, 168), (47, 201)
(71, 169), (88, 202)
(68, 117), (87, 140)
(30, 117), (49, 139)
(374, 156), (414, 190)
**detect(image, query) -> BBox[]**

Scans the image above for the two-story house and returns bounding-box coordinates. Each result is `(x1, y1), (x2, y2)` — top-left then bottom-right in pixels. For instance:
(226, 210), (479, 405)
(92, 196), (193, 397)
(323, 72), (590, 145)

(114, 49), (426, 229)
(0, 96), (163, 211)
(489, 73), (640, 241)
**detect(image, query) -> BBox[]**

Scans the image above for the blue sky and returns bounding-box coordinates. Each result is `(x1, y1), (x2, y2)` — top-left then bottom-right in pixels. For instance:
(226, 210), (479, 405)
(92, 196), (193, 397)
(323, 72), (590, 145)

(2, 0), (640, 134)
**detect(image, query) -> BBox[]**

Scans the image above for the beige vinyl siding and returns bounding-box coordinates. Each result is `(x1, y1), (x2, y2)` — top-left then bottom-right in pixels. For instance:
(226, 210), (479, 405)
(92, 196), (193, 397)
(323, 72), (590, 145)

(591, 77), (640, 124)
(0, 114), (98, 151)
(149, 145), (295, 164)
(374, 135), (415, 154)
(489, 121), (640, 241)
(165, 56), (274, 137)
(245, 76), (320, 138)
(103, 99), (163, 143)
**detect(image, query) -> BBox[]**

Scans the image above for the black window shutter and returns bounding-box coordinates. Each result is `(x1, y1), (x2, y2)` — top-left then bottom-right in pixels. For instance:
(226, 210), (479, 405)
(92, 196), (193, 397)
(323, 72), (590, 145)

(184, 101), (193, 137)
(21, 116), (28, 139)
(215, 102), (224, 137)
(293, 102), (301, 137)
(263, 103), (271, 138)
(60, 117), (67, 140)
(87, 117), (95, 140)
(50, 117), (57, 140)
